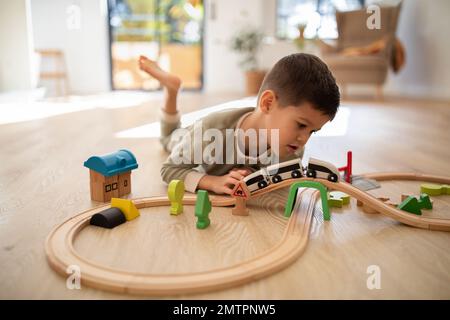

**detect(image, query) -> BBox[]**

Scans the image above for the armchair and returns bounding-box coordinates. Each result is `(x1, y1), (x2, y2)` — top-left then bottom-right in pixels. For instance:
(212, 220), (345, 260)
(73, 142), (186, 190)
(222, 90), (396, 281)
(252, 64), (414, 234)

(319, 2), (402, 99)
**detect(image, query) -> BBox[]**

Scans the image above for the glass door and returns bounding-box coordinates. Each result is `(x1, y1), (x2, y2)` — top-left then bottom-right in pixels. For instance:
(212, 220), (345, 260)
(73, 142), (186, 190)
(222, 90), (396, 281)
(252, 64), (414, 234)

(108, 0), (204, 90)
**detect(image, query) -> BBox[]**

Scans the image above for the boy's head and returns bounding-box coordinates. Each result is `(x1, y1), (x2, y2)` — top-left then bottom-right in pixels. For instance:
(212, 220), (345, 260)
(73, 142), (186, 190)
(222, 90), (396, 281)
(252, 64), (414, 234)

(256, 53), (340, 157)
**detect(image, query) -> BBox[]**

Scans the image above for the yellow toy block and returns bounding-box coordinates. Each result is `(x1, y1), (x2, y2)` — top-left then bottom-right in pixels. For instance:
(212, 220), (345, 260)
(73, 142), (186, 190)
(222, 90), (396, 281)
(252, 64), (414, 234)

(328, 197), (343, 208)
(420, 184), (443, 196)
(111, 198), (140, 221)
(329, 191), (350, 205)
(443, 185), (450, 195)
(168, 180), (185, 215)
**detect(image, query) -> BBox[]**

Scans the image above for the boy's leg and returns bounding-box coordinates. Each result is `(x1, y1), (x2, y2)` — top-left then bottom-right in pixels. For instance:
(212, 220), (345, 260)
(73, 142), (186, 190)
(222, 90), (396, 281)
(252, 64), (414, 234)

(159, 88), (181, 152)
(139, 55), (182, 151)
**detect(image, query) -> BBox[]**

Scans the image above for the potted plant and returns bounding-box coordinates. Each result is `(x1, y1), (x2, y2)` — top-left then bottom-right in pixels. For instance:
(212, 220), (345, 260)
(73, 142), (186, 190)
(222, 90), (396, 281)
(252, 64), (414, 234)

(294, 22), (320, 54)
(230, 28), (266, 95)
(294, 23), (307, 50)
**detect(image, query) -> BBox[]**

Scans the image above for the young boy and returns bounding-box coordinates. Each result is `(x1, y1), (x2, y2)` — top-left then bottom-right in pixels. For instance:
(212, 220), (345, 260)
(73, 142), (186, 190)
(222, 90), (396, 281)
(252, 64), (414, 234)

(138, 53), (340, 195)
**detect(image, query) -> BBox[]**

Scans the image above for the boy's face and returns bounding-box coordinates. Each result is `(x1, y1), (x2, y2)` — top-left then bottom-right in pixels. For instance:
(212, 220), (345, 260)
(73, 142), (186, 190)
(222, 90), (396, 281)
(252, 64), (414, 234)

(259, 91), (331, 158)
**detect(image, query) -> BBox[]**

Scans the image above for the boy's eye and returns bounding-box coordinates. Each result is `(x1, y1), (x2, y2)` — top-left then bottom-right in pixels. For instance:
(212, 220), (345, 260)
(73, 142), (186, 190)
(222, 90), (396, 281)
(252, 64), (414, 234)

(297, 122), (307, 129)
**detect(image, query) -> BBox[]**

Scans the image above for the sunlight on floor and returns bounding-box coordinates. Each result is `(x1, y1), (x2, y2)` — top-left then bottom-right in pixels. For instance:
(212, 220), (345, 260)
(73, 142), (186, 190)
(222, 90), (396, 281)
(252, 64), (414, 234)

(115, 100), (350, 138)
(0, 91), (161, 125)
(316, 106), (350, 137)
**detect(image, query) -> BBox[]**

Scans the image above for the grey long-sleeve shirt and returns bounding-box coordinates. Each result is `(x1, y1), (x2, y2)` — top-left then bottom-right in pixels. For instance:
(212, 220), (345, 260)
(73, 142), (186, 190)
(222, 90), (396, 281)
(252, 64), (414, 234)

(159, 107), (304, 192)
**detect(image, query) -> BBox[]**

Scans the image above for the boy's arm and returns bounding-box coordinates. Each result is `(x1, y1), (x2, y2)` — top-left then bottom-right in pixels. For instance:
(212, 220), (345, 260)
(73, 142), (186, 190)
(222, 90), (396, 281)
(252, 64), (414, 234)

(161, 127), (252, 194)
(197, 168), (250, 195)
(160, 119), (210, 192)
(161, 163), (249, 195)
(160, 162), (205, 193)
(160, 111), (255, 194)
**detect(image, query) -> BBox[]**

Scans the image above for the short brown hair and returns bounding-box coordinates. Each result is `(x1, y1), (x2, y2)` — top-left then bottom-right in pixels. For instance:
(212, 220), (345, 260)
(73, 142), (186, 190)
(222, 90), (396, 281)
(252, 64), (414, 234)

(258, 53), (340, 119)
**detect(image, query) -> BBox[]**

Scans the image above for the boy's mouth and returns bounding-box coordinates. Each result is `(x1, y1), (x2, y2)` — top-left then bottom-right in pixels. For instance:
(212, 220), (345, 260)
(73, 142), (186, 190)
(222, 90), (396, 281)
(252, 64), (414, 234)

(286, 144), (299, 154)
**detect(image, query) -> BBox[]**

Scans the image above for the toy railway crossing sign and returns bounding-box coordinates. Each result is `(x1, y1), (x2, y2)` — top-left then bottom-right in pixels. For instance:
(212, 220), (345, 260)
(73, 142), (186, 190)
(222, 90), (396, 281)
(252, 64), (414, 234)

(232, 182), (250, 200)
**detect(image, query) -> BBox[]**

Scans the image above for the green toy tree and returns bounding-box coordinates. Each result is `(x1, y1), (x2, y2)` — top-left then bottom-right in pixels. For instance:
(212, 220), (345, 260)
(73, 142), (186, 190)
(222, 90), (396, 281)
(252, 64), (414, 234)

(195, 190), (211, 229)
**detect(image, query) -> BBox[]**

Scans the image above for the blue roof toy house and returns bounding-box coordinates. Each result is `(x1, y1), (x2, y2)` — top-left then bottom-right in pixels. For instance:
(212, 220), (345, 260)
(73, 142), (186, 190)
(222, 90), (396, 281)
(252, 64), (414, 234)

(84, 149), (138, 202)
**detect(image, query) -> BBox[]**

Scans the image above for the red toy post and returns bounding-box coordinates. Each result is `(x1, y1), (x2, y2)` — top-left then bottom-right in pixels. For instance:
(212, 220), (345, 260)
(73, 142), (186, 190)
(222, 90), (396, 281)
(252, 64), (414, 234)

(338, 151), (353, 183)
(347, 151), (352, 183)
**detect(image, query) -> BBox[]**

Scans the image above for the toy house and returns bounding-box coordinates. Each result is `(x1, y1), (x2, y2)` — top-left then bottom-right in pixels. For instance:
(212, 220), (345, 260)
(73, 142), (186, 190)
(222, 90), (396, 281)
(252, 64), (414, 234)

(84, 149), (138, 202)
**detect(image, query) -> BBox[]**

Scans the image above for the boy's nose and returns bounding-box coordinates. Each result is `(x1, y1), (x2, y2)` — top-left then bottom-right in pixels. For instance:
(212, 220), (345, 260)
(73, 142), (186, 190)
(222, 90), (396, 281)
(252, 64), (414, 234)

(297, 134), (308, 146)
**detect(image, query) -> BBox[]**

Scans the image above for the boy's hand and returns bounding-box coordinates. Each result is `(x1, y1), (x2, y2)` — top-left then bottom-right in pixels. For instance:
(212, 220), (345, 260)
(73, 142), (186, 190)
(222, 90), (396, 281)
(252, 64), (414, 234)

(229, 167), (253, 176)
(198, 169), (251, 195)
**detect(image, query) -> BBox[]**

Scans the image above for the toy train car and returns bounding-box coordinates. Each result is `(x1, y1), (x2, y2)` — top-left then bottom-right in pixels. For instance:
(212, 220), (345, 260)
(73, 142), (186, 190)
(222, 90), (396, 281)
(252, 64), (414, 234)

(306, 158), (340, 182)
(243, 157), (340, 193)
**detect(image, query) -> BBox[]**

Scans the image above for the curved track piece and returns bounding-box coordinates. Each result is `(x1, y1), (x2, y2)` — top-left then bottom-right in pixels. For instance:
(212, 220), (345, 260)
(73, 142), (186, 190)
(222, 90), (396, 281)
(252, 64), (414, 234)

(250, 174), (450, 231)
(45, 190), (319, 295)
(45, 171), (450, 295)
(361, 172), (450, 184)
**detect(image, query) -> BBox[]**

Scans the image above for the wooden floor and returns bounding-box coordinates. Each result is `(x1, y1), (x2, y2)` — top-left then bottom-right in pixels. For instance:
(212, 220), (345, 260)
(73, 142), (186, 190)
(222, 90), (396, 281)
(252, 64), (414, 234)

(0, 92), (449, 299)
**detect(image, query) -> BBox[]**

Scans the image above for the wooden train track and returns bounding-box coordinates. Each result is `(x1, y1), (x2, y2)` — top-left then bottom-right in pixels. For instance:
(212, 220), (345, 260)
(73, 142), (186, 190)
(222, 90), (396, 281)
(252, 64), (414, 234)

(250, 172), (450, 231)
(45, 171), (450, 295)
(45, 189), (318, 295)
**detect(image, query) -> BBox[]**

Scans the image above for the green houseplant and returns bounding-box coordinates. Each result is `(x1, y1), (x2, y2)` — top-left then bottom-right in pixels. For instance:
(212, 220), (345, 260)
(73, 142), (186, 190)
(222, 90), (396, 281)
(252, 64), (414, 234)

(230, 28), (266, 95)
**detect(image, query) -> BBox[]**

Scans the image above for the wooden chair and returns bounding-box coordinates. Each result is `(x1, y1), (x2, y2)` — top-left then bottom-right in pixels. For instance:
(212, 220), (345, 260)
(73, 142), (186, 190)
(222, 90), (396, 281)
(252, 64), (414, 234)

(35, 49), (69, 96)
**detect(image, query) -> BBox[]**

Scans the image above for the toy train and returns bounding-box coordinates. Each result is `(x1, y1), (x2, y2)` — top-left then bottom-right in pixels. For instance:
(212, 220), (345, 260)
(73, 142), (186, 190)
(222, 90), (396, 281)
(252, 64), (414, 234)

(243, 157), (340, 193)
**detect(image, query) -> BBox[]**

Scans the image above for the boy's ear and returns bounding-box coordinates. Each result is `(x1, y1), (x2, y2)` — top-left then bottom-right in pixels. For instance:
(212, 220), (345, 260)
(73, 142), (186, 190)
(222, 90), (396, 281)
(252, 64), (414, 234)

(258, 90), (277, 114)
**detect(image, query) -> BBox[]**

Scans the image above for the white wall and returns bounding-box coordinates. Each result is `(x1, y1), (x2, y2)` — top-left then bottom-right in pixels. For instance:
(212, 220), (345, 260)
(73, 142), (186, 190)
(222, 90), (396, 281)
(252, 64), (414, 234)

(30, 0), (110, 94)
(0, 0), (35, 92)
(202, 0), (317, 94)
(384, 0), (450, 100)
(203, 0), (263, 93)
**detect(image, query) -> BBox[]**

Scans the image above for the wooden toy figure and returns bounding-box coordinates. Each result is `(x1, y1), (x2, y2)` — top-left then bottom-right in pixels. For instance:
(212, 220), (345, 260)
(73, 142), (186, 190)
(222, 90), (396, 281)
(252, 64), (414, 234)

(195, 190), (211, 229)
(168, 180), (185, 215)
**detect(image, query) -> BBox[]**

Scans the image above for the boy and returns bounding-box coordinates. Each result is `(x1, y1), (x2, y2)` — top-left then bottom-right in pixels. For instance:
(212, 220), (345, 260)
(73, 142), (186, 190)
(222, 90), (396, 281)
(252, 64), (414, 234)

(138, 53), (340, 195)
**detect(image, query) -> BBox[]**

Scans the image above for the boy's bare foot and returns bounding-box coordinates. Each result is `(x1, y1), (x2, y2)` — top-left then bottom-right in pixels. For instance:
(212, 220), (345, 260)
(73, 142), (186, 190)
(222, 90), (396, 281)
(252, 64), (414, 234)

(138, 55), (181, 93)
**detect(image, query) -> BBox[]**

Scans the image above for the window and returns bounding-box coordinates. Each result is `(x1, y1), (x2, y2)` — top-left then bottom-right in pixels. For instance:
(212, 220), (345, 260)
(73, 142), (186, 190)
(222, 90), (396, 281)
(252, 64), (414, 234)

(112, 182), (118, 190)
(124, 180), (128, 187)
(276, 0), (365, 40)
(108, 0), (204, 90)
(105, 184), (112, 192)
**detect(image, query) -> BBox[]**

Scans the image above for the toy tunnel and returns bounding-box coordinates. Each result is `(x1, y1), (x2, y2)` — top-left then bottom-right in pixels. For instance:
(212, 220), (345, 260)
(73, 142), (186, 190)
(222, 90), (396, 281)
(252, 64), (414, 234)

(284, 181), (330, 220)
